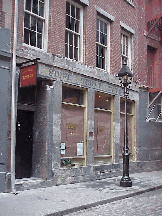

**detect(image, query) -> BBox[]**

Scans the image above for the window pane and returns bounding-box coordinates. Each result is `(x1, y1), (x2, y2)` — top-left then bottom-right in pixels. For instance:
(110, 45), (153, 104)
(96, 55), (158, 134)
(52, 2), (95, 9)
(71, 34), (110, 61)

(69, 32), (73, 45)
(95, 92), (111, 110)
(102, 57), (105, 69)
(104, 34), (107, 46)
(24, 29), (29, 44)
(30, 31), (36, 46)
(104, 23), (107, 34)
(76, 7), (80, 20)
(31, 16), (36, 31)
(66, 1), (70, 15)
(74, 47), (78, 60)
(65, 44), (68, 57)
(61, 105), (84, 157)
(100, 21), (103, 32)
(120, 99), (132, 114)
(100, 32), (103, 44)
(26, 0), (31, 11)
(74, 34), (78, 47)
(98, 56), (101, 68)
(66, 15), (70, 29)
(94, 110), (111, 156)
(69, 45), (73, 59)
(71, 17), (75, 31)
(24, 13), (30, 28)
(99, 45), (101, 56)
(39, 1), (44, 17)
(65, 31), (68, 44)
(32, 0), (38, 14)
(37, 33), (42, 48)
(71, 4), (75, 18)
(37, 19), (43, 33)
(75, 20), (79, 33)
(96, 19), (99, 30)
(96, 44), (99, 55)
(96, 31), (99, 42)
(96, 55), (98, 67)
(62, 86), (84, 105)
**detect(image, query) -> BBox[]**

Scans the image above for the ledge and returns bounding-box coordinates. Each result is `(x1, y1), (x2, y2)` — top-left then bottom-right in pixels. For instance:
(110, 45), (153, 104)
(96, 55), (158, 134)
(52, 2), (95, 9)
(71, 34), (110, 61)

(16, 45), (139, 93)
(0, 50), (11, 58)
(124, 0), (135, 8)
(78, 0), (89, 6)
(96, 6), (115, 22)
(120, 21), (135, 34)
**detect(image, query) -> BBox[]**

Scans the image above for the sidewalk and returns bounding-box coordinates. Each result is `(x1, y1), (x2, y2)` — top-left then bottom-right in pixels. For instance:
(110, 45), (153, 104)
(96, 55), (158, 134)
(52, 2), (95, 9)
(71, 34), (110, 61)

(0, 171), (162, 216)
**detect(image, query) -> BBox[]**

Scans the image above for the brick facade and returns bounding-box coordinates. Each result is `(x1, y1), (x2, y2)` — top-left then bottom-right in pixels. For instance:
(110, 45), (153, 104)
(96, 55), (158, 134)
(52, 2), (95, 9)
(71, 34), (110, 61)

(0, 0), (162, 192)
(16, 0), (139, 80)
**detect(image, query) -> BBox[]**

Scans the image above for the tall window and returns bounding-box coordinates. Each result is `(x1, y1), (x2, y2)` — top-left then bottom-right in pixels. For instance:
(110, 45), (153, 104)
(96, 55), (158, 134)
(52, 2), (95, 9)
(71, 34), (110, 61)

(120, 99), (135, 158)
(94, 92), (113, 163)
(121, 31), (131, 68)
(24, 0), (45, 49)
(96, 18), (109, 70)
(65, 1), (82, 61)
(61, 85), (86, 167)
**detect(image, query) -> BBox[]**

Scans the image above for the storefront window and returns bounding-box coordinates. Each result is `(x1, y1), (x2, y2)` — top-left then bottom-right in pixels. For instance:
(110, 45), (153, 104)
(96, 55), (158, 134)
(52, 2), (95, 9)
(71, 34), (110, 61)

(61, 85), (86, 167)
(62, 85), (83, 105)
(120, 99), (134, 155)
(94, 92), (112, 160)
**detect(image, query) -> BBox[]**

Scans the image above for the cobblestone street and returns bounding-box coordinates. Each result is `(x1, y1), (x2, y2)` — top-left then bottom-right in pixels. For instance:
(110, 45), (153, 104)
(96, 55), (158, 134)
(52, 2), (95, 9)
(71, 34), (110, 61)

(67, 188), (162, 216)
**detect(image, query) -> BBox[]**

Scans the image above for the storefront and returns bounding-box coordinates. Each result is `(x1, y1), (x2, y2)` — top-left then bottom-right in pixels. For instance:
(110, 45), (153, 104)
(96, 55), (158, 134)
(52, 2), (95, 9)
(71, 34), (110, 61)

(13, 61), (138, 183)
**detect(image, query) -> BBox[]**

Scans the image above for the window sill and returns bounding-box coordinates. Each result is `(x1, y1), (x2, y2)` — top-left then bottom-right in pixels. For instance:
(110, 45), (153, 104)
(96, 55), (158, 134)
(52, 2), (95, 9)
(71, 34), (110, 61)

(94, 107), (112, 112)
(22, 43), (47, 53)
(61, 156), (85, 159)
(120, 111), (134, 116)
(96, 67), (111, 75)
(124, 0), (135, 7)
(94, 155), (112, 158)
(62, 101), (85, 108)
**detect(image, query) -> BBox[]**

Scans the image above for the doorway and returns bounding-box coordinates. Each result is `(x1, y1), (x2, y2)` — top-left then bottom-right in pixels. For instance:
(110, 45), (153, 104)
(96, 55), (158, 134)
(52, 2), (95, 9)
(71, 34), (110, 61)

(16, 110), (34, 179)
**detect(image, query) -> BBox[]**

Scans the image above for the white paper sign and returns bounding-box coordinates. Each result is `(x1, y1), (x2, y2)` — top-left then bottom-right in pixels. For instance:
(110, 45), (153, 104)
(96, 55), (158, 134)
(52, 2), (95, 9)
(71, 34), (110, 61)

(77, 143), (83, 156)
(61, 143), (65, 150)
(61, 149), (65, 155)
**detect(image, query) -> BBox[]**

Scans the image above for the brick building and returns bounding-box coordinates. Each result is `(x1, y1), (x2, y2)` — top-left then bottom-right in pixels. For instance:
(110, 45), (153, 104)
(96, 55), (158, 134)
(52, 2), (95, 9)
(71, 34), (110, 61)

(0, 0), (161, 192)
(137, 0), (162, 165)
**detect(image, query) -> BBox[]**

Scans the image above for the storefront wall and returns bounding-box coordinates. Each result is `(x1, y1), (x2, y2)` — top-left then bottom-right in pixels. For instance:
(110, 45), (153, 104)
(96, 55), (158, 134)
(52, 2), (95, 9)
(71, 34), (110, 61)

(10, 49), (140, 188)
(33, 63), (139, 183)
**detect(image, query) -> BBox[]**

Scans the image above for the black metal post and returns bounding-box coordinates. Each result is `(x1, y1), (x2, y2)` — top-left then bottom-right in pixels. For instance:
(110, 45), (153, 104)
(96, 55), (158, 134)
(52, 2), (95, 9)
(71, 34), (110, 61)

(120, 79), (132, 187)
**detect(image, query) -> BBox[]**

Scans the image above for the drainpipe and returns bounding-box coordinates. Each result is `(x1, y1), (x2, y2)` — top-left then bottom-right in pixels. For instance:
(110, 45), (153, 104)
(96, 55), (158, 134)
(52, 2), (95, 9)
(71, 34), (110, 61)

(11, 0), (18, 194)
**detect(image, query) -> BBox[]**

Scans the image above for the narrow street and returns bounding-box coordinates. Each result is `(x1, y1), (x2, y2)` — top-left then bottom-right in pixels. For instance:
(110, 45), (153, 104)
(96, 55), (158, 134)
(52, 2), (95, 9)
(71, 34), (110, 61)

(67, 189), (162, 216)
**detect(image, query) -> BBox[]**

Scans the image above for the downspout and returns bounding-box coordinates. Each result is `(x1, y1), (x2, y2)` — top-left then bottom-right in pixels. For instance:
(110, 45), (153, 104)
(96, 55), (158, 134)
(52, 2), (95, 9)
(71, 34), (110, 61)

(11, 0), (18, 194)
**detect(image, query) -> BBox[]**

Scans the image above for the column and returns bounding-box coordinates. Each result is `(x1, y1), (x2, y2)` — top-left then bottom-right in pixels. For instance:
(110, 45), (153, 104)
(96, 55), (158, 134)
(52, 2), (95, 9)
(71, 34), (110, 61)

(86, 88), (95, 165)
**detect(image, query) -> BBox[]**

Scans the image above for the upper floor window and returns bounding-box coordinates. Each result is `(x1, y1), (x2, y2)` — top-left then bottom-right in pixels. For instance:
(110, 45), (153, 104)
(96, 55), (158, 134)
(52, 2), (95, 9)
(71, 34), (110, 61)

(121, 31), (132, 69)
(65, 1), (83, 61)
(24, 0), (45, 49)
(96, 17), (110, 71)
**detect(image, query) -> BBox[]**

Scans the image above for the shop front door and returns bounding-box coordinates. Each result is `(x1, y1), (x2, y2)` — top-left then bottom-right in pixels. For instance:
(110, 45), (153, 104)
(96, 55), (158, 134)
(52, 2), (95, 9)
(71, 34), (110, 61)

(16, 110), (34, 179)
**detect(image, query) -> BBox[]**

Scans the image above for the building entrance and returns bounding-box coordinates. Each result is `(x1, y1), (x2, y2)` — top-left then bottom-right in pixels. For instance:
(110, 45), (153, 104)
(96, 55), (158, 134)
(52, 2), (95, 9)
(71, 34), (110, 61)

(15, 110), (34, 179)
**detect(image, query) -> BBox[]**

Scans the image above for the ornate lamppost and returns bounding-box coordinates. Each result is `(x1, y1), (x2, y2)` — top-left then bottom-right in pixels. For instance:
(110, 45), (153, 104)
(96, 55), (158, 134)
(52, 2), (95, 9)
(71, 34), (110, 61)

(118, 60), (133, 187)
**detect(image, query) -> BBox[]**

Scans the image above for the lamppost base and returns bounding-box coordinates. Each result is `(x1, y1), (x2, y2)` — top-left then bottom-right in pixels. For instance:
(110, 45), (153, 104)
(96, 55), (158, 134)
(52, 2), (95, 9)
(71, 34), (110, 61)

(120, 176), (132, 187)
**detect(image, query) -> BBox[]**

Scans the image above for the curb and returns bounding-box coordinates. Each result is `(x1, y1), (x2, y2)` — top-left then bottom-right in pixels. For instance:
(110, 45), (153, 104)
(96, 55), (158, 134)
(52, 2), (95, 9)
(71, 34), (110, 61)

(46, 185), (162, 216)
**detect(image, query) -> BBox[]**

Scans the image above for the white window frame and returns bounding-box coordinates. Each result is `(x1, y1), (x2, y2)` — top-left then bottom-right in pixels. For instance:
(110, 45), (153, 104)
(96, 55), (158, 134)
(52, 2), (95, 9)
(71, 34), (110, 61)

(23, 0), (49, 51)
(121, 30), (132, 70)
(96, 16), (110, 73)
(65, 0), (83, 62)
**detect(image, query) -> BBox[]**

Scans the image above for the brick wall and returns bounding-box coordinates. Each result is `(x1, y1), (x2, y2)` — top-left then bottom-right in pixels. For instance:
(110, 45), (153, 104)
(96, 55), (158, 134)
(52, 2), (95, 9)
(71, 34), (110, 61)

(138, 0), (162, 87)
(16, 0), (139, 80)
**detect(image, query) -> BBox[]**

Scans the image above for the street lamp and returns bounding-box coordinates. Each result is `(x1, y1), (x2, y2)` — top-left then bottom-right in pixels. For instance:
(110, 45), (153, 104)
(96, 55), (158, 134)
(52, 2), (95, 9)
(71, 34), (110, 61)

(118, 60), (133, 187)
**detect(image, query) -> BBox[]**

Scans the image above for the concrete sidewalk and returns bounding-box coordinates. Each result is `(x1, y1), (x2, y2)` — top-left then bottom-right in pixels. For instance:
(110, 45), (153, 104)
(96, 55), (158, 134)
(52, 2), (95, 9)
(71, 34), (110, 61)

(0, 171), (162, 216)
